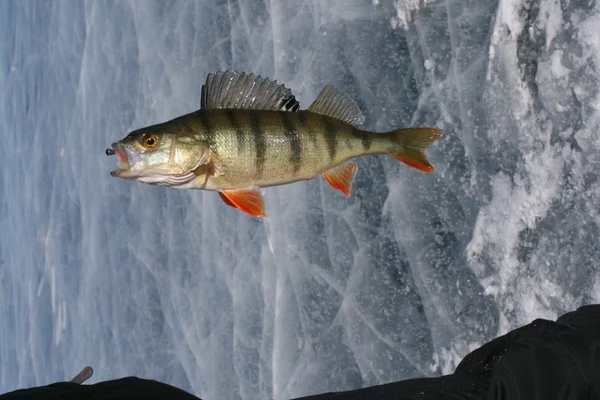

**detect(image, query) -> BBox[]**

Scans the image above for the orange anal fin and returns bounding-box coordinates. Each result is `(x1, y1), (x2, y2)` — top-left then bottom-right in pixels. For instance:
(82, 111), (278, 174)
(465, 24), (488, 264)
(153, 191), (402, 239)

(218, 189), (266, 217)
(322, 161), (357, 197)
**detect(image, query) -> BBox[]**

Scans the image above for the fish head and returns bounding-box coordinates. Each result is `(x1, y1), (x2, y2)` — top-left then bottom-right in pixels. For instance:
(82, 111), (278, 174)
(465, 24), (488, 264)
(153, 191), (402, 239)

(108, 127), (209, 186)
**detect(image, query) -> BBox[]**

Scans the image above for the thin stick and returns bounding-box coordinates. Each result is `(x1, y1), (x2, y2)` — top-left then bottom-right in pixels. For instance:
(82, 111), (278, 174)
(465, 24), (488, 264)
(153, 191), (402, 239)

(70, 366), (94, 384)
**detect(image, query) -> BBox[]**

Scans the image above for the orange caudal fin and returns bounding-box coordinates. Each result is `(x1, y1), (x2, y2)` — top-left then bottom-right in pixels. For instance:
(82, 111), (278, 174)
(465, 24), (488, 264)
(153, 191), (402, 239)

(219, 189), (266, 217)
(390, 127), (443, 172)
(322, 161), (357, 196)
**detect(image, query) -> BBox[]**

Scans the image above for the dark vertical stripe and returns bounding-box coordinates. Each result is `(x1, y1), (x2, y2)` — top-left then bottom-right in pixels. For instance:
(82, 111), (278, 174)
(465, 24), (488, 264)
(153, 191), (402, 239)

(249, 112), (266, 177)
(282, 113), (302, 174)
(355, 127), (373, 151)
(226, 109), (246, 152)
(322, 115), (338, 160)
(196, 111), (216, 148)
(297, 110), (308, 127)
(298, 111), (317, 146)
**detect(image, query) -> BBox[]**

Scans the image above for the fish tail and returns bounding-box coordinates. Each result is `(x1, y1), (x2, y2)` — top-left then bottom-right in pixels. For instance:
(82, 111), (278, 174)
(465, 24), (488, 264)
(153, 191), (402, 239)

(389, 127), (443, 172)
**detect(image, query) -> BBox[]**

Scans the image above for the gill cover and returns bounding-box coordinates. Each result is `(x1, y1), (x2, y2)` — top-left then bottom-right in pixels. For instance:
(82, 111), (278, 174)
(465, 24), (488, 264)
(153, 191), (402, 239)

(109, 127), (209, 187)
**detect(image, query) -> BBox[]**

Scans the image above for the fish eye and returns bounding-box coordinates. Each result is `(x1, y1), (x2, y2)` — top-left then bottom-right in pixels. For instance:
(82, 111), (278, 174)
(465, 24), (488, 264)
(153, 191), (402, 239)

(143, 135), (159, 148)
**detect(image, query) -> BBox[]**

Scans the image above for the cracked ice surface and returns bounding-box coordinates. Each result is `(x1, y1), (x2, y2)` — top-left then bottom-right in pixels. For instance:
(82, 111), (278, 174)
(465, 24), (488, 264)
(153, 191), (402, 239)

(1, 0), (600, 399)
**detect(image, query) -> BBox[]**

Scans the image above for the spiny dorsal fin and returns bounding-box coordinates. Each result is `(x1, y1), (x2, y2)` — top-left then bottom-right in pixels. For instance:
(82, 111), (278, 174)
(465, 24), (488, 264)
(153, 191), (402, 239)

(201, 71), (300, 112)
(307, 84), (365, 126)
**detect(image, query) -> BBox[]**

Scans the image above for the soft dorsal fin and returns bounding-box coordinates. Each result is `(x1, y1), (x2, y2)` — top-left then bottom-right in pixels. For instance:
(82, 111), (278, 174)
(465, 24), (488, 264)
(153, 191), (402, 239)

(201, 71), (300, 112)
(307, 84), (365, 126)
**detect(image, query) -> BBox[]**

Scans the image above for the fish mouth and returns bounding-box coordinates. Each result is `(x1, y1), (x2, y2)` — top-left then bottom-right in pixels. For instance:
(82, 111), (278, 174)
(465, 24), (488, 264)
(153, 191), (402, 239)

(108, 142), (130, 177)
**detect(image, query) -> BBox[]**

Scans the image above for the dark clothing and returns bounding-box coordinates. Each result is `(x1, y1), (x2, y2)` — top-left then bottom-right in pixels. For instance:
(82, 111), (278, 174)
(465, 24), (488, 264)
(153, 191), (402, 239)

(2, 305), (600, 400)
(295, 374), (488, 400)
(0, 377), (199, 400)
(456, 304), (600, 400)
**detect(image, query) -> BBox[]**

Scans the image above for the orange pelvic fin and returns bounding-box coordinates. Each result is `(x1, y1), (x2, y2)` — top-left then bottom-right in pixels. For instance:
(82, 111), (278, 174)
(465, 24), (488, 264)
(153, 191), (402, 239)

(391, 127), (443, 172)
(322, 161), (357, 196)
(219, 189), (266, 217)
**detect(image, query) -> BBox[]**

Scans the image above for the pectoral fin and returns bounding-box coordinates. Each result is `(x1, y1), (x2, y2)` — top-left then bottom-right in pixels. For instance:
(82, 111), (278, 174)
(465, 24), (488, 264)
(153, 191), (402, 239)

(322, 161), (357, 196)
(192, 160), (215, 176)
(218, 189), (266, 217)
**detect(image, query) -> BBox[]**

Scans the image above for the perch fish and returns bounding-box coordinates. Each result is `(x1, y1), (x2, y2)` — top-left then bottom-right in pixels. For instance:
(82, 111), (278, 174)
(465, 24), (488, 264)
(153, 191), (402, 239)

(107, 71), (443, 217)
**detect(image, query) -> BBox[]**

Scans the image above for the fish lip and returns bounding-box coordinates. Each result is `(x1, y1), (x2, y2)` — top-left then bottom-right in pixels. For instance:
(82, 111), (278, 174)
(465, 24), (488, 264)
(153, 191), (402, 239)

(110, 142), (130, 176)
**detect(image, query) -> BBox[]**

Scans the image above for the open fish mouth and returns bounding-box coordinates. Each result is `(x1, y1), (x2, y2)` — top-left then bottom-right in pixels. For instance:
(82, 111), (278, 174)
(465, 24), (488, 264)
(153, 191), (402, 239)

(106, 141), (210, 185)
(107, 142), (130, 177)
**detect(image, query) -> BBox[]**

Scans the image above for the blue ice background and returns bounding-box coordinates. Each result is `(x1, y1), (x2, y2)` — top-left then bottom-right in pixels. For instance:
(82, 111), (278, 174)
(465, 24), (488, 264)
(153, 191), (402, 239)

(1, 1), (600, 399)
